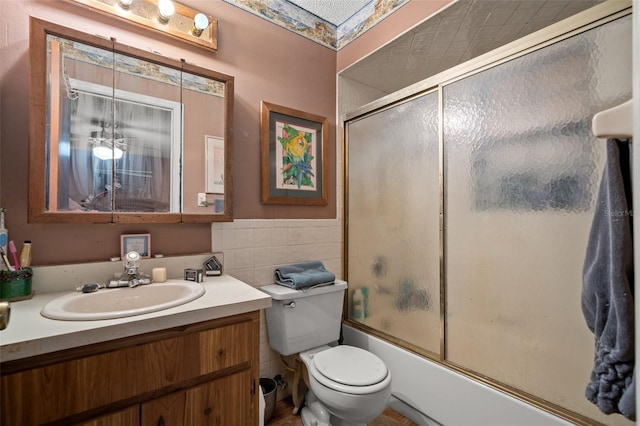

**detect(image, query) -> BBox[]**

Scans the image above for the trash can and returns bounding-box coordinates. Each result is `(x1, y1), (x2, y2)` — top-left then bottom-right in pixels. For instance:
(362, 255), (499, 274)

(260, 377), (277, 423)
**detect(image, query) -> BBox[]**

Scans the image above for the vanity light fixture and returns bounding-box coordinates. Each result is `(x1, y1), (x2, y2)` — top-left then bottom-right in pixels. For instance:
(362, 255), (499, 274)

(65, 0), (218, 52)
(117, 0), (132, 9)
(191, 13), (209, 36)
(157, 0), (174, 23)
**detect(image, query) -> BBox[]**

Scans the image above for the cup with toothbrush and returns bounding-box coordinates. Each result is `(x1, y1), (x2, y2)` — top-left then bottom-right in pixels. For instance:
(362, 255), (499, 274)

(0, 241), (33, 299)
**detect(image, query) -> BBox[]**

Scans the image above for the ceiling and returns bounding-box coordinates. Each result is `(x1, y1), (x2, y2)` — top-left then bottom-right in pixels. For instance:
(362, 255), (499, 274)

(223, 0), (409, 49)
(339, 0), (606, 94)
(287, 0), (371, 25)
(222, 0), (607, 94)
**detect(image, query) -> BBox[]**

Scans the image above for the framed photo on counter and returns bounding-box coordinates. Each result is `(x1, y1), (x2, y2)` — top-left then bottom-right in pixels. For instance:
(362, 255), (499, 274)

(121, 233), (151, 259)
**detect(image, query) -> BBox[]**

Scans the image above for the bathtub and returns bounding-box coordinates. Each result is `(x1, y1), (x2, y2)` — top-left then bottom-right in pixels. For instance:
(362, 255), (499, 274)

(341, 324), (572, 426)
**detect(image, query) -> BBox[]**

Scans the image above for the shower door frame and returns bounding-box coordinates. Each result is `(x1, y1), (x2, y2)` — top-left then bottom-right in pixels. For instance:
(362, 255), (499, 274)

(341, 2), (632, 425)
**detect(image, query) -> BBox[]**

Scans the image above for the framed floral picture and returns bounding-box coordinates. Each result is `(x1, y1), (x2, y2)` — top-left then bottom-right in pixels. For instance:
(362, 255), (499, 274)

(260, 101), (328, 205)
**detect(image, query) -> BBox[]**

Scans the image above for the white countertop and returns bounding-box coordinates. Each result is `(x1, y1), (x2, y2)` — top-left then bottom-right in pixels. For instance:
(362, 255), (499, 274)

(0, 275), (271, 363)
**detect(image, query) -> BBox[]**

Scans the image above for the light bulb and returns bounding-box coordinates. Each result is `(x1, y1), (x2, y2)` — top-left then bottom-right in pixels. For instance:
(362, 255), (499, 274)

(191, 13), (209, 36)
(158, 0), (175, 23)
(93, 146), (124, 160)
(118, 0), (133, 9)
(113, 147), (124, 159)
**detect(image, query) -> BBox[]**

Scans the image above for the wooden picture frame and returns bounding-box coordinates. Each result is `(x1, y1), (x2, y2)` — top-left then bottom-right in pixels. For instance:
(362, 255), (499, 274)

(260, 101), (328, 205)
(120, 233), (151, 259)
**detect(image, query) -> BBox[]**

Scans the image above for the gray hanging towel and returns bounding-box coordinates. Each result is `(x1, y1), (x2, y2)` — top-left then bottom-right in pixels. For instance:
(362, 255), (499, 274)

(582, 138), (635, 421)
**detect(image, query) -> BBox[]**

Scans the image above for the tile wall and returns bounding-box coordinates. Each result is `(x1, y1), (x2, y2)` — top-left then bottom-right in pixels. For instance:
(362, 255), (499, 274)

(212, 218), (343, 395)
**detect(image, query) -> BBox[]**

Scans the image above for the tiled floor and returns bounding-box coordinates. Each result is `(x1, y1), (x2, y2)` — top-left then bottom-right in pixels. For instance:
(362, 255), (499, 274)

(266, 397), (418, 426)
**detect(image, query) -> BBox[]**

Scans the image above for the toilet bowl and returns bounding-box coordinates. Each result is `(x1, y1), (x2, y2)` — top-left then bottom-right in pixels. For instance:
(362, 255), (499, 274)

(260, 280), (392, 425)
(299, 345), (392, 425)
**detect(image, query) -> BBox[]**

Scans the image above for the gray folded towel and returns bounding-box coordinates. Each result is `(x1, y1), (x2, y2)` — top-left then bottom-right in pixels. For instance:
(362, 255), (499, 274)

(274, 261), (335, 289)
(582, 138), (635, 421)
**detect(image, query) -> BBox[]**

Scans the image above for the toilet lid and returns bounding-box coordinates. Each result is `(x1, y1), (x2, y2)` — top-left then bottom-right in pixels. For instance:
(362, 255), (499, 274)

(312, 346), (388, 386)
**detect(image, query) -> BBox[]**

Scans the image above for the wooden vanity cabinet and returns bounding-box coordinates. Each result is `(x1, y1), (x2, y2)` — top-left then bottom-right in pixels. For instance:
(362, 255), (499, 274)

(0, 311), (259, 425)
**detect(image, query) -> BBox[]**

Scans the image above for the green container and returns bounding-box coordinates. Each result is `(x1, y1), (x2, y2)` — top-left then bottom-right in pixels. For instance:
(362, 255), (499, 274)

(1, 268), (33, 299)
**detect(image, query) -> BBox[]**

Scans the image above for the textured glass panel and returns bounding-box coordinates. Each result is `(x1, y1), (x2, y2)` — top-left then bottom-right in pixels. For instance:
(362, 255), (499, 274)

(347, 91), (440, 354)
(444, 16), (631, 424)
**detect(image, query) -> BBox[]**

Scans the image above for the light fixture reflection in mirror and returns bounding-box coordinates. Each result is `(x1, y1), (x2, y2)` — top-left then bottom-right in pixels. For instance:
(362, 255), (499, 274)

(92, 145), (124, 160)
(89, 122), (126, 160)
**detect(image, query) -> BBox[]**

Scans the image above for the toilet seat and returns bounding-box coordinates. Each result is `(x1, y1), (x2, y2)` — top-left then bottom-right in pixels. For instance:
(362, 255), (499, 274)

(306, 346), (391, 395)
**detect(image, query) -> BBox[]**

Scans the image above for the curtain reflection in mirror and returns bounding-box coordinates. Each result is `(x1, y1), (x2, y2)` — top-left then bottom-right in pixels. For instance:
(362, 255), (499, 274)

(63, 89), (174, 212)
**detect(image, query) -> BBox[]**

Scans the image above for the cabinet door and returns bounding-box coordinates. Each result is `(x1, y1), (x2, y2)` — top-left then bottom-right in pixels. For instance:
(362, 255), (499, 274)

(75, 406), (139, 426)
(141, 370), (253, 426)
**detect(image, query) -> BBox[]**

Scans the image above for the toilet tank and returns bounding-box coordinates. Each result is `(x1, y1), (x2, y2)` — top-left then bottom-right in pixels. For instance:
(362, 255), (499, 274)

(260, 280), (348, 356)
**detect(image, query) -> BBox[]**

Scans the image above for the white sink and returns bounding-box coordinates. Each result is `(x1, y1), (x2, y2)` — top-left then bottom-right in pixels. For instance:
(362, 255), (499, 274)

(41, 281), (205, 321)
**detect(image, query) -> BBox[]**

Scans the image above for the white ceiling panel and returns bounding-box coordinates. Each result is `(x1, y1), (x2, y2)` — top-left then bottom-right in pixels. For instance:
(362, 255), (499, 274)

(287, 0), (371, 25)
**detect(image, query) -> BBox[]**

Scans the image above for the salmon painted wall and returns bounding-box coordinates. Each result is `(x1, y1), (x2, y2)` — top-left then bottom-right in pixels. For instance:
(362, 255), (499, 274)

(0, 0), (336, 265)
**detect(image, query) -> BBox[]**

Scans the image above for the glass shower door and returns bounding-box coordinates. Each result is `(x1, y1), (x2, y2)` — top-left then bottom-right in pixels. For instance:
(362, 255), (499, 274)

(443, 15), (632, 423)
(344, 11), (632, 424)
(346, 91), (441, 355)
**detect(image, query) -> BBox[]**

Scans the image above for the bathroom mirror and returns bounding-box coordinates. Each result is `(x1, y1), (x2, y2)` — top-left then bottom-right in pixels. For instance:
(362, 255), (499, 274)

(29, 17), (234, 224)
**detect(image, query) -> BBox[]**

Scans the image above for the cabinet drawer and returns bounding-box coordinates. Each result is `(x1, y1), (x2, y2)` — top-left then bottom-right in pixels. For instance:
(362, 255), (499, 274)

(141, 369), (253, 426)
(198, 320), (253, 374)
(1, 315), (256, 425)
(74, 406), (140, 426)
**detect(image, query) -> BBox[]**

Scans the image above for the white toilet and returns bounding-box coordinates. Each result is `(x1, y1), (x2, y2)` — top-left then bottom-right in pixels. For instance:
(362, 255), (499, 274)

(261, 280), (391, 426)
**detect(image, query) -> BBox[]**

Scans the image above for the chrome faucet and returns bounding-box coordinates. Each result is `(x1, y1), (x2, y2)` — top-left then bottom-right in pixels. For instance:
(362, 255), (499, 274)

(107, 251), (151, 288)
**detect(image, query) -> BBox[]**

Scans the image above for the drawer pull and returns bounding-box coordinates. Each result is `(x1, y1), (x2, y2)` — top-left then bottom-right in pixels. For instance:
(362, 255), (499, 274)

(157, 415), (165, 426)
(204, 407), (213, 416)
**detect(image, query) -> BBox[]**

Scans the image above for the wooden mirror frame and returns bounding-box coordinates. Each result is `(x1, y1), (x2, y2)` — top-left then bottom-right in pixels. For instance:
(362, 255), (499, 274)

(28, 17), (234, 224)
